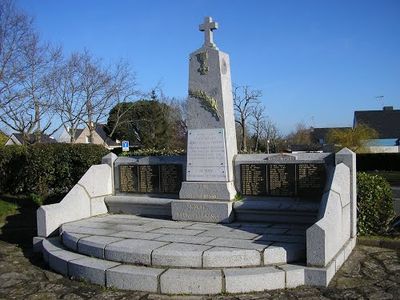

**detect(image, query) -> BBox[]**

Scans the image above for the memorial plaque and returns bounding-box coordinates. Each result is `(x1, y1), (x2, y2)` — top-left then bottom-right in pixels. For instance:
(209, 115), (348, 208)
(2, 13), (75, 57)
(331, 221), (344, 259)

(186, 128), (228, 181)
(160, 164), (183, 193)
(266, 154), (296, 161)
(138, 165), (160, 193)
(268, 164), (296, 196)
(119, 165), (138, 193)
(240, 164), (267, 196)
(297, 163), (326, 196)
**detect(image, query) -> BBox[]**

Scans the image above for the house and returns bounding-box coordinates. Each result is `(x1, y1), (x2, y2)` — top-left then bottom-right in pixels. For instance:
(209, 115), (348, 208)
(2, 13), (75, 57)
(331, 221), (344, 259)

(5, 133), (57, 145)
(354, 106), (400, 153)
(58, 124), (120, 150)
(310, 127), (352, 146)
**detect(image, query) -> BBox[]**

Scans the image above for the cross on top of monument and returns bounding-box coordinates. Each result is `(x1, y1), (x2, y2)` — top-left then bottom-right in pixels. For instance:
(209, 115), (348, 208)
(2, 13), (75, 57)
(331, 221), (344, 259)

(199, 16), (218, 49)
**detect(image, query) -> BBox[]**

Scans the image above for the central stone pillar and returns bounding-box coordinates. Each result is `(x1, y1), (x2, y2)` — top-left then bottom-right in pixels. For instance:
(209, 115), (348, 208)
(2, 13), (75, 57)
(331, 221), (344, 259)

(172, 17), (237, 223)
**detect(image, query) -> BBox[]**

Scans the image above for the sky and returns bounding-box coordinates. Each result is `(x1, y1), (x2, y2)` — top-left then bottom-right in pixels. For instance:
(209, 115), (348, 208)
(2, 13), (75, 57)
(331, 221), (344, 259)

(17, 0), (400, 135)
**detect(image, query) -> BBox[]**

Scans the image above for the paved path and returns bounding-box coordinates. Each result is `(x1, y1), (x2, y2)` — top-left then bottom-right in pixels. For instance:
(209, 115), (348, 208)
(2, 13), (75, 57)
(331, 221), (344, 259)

(0, 239), (399, 299)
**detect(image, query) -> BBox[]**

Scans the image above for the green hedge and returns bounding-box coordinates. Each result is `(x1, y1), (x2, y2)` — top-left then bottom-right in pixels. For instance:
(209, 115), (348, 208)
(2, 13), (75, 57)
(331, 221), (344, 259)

(0, 144), (109, 198)
(357, 153), (400, 171)
(357, 172), (394, 235)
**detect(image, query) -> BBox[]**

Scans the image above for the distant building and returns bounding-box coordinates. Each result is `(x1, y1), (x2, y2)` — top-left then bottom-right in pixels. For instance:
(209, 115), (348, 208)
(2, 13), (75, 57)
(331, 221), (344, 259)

(5, 133), (57, 145)
(354, 106), (400, 153)
(58, 124), (120, 150)
(310, 127), (352, 146)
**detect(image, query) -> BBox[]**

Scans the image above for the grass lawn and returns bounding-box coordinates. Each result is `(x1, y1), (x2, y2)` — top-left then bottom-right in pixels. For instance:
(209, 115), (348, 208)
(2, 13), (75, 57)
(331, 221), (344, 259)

(365, 171), (400, 186)
(0, 199), (19, 226)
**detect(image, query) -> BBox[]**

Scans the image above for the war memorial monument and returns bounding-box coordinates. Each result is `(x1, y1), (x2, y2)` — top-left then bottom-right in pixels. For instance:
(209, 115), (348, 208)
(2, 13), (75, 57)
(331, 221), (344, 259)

(34, 17), (357, 295)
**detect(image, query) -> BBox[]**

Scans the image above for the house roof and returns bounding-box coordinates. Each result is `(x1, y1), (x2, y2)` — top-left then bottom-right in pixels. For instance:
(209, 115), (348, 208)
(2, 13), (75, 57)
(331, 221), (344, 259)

(310, 127), (352, 143)
(94, 124), (119, 146)
(354, 106), (400, 139)
(12, 133), (57, 144)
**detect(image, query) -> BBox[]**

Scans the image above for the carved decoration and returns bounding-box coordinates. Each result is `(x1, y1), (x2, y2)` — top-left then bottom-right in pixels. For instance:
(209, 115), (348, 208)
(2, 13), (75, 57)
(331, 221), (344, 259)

(189, 89), (220, 120)
(196, 51), (209, 75)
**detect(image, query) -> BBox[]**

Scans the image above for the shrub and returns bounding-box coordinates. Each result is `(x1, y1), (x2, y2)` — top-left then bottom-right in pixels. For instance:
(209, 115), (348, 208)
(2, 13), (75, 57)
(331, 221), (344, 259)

(357, 172), (394, 235)
(116, 147), (185, 157)
(0, 144), (109, 199)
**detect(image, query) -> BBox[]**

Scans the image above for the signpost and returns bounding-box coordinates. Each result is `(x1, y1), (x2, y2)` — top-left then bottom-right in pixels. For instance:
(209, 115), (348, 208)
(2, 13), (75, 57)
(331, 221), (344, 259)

(122, 140), (129, 152)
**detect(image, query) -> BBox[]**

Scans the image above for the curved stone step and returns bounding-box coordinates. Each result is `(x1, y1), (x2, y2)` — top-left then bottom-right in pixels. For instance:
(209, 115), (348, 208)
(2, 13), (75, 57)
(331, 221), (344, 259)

(40, 237), (330, 294)
(60, 215), (306, 268)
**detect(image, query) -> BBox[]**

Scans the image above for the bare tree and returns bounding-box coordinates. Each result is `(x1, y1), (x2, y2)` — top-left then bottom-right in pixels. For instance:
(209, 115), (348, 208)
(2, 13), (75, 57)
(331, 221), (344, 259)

(103, 62), (138, 139)
(250, 104), (266, 152)
(51, 53), (86, 142)
(233, 85), (262, 152)
(0, 2), (62, 143)
(286, 122), (312, 145)
(262, 119), (280, 153)
(0, 0), (32, 110)
(53, 51), (137, 144)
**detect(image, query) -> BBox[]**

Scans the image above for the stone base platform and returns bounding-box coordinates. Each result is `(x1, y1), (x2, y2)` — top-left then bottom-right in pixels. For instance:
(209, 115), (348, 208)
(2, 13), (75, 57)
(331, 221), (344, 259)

(36, 214), (351, 295)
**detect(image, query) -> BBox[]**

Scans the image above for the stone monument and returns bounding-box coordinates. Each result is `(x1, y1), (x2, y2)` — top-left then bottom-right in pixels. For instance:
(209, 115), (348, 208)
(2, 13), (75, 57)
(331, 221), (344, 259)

(172, 17), (238, 223)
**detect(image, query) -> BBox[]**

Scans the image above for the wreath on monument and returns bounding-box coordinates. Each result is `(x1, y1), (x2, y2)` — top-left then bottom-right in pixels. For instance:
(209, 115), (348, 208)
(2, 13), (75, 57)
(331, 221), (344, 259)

(188, 89), (220, 120)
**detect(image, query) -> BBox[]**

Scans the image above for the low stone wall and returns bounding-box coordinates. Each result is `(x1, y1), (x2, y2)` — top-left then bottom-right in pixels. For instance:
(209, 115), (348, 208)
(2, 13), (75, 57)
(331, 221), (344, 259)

(36, 153), (117, 237)
(306, 148), (356, 270)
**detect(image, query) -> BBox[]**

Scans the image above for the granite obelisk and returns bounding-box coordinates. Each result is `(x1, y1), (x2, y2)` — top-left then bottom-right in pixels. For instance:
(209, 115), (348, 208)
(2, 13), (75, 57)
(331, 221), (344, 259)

(172, 17), (237, 223)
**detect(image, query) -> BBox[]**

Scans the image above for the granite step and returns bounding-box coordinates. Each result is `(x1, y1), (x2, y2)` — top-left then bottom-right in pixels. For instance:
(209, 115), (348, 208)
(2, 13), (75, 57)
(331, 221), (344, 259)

(40, 237), (328, 294)
(60, 224), (306, 268)
(233, 198), (320, 224)
(105, 195), (173, 217)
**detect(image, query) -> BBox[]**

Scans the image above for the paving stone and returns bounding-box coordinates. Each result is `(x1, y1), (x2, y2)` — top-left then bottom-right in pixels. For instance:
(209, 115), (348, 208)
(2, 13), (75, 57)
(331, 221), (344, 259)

(224, 267), (285, 293)
(203, 247), (261, 267)
(62, 232), (90, 251)
(154, 234), (215, 245)
(256, 234), (305, 243)
(105, 239), (168, 265)
(150, 221), (194, 228)
(160, 268), (222, 294)
(152, 242), (211, 267)
(185, 223), (241, 230)
(68, 257), (120, 285)
(279, 264), (305, 288)
(150, 227), (205, 236)
(239, 226), (288, 235)
(110, 231), (163, 240)
(60, 226), (117, 236)
(198, 228), (259, 240)
(78, 236), (125, 258)
(114, 224), (162, 232)
(106, 264), (165, 292)
(48, 249), (85, 276)
(207, 237), (271, 250)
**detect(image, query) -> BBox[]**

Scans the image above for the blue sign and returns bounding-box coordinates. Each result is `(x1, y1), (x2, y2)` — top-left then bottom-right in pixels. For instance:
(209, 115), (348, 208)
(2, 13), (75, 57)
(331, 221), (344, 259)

(122, 140), (129, 151)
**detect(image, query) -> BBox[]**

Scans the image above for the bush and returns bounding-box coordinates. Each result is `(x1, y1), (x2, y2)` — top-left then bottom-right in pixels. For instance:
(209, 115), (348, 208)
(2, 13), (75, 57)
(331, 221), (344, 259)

(357, 172), (395, 235)
(116, 147), (185, 157)
(0, 144), (109, 199)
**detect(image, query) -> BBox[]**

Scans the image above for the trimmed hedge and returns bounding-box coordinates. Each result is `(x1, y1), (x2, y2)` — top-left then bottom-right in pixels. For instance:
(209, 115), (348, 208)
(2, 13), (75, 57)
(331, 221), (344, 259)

(0, 144), (109, 198)
(357, 172), (394, 235)
(357, 153), (400, 171)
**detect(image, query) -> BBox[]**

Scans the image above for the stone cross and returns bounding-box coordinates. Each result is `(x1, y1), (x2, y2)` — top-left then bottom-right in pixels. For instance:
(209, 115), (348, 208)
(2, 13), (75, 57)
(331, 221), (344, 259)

(199, 16), (218, 48)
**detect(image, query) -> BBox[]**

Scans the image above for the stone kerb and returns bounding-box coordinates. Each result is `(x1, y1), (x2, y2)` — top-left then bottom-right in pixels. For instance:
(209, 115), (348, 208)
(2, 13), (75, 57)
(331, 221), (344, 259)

(306, 163), (351, 268)
(37, 162), (113, 237)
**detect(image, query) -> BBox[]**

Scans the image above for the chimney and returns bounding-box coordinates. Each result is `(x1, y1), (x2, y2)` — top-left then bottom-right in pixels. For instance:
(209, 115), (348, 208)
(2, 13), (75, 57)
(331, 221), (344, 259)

(383, 106), (393, 111)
